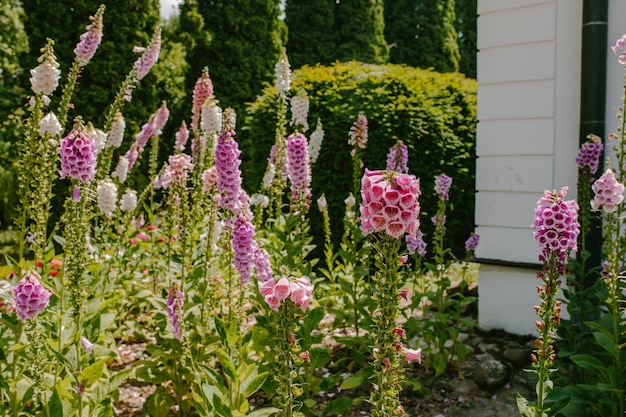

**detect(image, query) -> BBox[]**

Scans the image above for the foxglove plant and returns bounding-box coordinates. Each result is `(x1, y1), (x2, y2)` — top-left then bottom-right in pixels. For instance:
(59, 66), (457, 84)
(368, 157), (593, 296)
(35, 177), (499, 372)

(286, 132), (312, 212)
(265, 49), (291, 216)
(518, 187), (580, 417)
(290, 88), (309, 132)
(308, 118), (324, 167)
(386, 140), (409, 173)
(359, 169), (421, 416)
(12, 271), (53, 322)
(259, 272), (313, 417)
(57, 4), (105, 127)
(98, 26), (161, 177)
(16, 39), (63, 261)
(348, 113), (368, 199)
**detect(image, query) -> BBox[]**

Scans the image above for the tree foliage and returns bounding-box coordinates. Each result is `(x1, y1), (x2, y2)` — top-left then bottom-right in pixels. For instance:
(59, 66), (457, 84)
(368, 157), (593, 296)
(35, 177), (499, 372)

(0, 0), (28, 227)
(20, 0), (162, 133)
(242, 62), (477, 253)
(285, 0), (336, 68)
(334, 0), (389, 64)
(183, 0), (285, 117)
(456, 0), (477, 78)
(414, 0), (460, 73)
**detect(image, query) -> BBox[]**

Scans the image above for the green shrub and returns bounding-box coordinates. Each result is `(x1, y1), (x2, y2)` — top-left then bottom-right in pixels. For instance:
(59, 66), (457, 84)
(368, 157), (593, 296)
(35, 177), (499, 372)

(240, 61), (477, 255)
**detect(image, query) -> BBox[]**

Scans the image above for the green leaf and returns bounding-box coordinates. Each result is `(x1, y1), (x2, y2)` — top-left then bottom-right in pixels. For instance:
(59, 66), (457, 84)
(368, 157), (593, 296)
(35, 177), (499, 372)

(570, 354), (606, 373)
(242, 371), (268, 399)
(593, 331), (617, 356)
(215, 348), (237, 382)
(340, 366), (372, 390)
(79, 359), (107, 385)
(516, 393), (534, 417)
(322, 397), (353, 416)
(246, 407), (280, 417)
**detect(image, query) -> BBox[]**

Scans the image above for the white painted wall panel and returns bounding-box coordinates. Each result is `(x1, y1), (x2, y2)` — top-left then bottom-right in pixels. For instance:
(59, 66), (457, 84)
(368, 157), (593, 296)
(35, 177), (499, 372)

(479, 265), (552, 335)
(476, 119), (554, 156)
(475, 191), (537, 228)
(478, 81), (555, 121)
(477, 42), (555, 85)
(476, 155), (553, 192)
(474, 226), (539, 263)
(478, 3), (556, 49)
(478, 0), (553, 14)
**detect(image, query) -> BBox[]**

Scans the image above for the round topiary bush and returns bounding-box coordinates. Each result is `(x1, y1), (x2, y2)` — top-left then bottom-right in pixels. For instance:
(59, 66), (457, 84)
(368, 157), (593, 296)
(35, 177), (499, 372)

(240, 61), (477, 256)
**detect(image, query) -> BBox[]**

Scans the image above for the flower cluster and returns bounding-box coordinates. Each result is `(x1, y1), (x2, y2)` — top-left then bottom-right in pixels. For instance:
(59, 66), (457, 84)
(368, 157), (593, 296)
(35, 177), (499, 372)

(406, 230), (427, 256)
(202, 166), (218, 192)
(359, 169), (421, 239)
(215, 129), (249, 216)
(97, 179), (117, 218)
(231, 216), (258, 284)
(12, 271), (53, 322)
(58, 123), (98, 182)
(286, 132), (312, 208)
(464, 233), (480, 252)
(591, 168), (625, 213)
(290, 88), (309, 132)
(134, 26), (161, 81)
(107, 112), (125, 149)
(259, 275), (313, 312)
(575, 134), (603, 175)
(386, 140), (409, 173)
(612, 34), (626, 65)
(30, 40), (61, 95)
(348, 113), (368, 152)
(201, 99), (223, 135)
(531, 187), (580, 264)
(308, 118), (324, 165)
(155, 154), (194, 190)
(120, 189), (137, 212)
(39, 112), (61, 137)
(434, 173), (452, 201)
(174, 121), (189, 151)
(74, 4), (104, 65)
(274, 51), (291, 95)
(166, 286), (184, 340)
(191, 68), (214, 132)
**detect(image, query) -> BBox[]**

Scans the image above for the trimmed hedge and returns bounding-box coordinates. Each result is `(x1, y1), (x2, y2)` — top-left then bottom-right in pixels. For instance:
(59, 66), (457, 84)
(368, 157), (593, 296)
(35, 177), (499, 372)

(240, 61), (477, 255)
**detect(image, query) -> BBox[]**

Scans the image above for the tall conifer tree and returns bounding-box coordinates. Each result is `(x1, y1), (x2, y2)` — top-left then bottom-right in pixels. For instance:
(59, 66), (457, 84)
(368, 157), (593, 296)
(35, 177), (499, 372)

(413, 0), (460, 73)
(187, 0), (284, 117)
(285, 0), (335, 68)
(334, 0), (389, 64)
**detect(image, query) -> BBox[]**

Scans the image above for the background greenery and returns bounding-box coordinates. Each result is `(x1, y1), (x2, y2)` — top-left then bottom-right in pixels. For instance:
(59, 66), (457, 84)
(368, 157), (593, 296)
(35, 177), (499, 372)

(241, 62), (477, 255)
(0, 0), (478, 255)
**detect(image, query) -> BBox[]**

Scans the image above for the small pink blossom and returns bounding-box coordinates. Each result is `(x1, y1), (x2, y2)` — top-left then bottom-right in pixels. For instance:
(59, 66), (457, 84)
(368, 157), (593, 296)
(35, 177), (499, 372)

(434, 174), (452, 201)
(202, 167), (218, 192)
(191, 68), (214, 131)
(174, 121), (190, 151)
(612, 34), (626, 65)
(386, 140), (409, 173)
(166, 286), (184, 340)
(273, 277), (291, 301)
(403, 346), (422, 364)
(80, 336), (94, 354)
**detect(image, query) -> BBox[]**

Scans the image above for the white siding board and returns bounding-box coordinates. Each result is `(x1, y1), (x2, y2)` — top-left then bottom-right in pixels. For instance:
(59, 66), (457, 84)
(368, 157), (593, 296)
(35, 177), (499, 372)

(476, 155), (553, 192)
(477, 42), (555, 85)
(476, 119), (554, 156)
(475, 191), (537, 228)
(474, 226), (539, 264)
(478, 80), (555, 121)
(478, 265), (547, 335)
(478, 3), (556, 49)
(478, 0), (553, 14)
